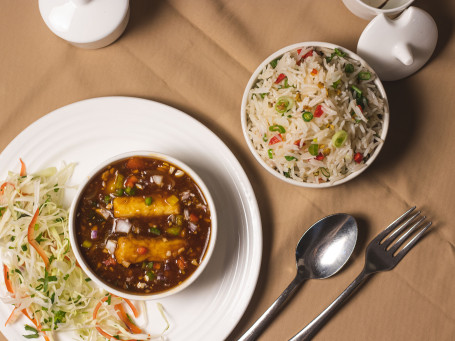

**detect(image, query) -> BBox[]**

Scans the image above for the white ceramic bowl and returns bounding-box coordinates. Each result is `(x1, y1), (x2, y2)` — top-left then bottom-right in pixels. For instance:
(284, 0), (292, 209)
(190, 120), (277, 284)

(241, 42), (389, 188)
(69, 151), (217, 300)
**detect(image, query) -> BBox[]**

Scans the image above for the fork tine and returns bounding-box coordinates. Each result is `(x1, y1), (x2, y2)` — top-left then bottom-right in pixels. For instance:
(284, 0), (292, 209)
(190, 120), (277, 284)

(381, 211), (421, 248)
(372, 206), (416, 244)
(394, 221), (432, 262)
(387, 216), (426, 254)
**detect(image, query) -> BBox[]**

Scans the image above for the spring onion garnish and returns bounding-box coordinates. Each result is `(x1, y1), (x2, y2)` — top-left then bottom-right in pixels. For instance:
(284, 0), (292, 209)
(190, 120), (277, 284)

(275, 96), (294, 113)
(302, 111), (313, 122)
(285, 156), (297, 161)
(270, 57), (280, 68)
(144, 196), (153, 205)
(269, 125), (286, 134)
(263, 134), (268, 142)
(268, 149), (274, 159)
(351, 85), (362, 96)
(345, 63), (354, 73)
(332, 130), (348, 148)
(309, 144), (319, 156)
(358, 71), (371, 80)
(332, 79), (341, 89)
(326, 48), (347, 62)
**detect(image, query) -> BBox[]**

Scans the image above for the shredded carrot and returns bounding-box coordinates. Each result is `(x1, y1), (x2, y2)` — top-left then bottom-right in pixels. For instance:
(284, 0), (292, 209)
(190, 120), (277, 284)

(27, 209), (50, 268)
(21, 309), (50, 341)
(5, 306), (18, 326)
(93, 295), (110, 319)
(114, 304), (143, 334)
(0, 182), (15, 195)
(122, 298), (140, 318)
(19, 158), (26, 177)
(3, 264), (14, 294)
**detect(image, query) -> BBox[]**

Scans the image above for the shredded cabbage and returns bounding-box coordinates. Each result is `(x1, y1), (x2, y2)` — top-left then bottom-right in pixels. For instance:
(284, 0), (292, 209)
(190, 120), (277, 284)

(0, 163), (169, 340)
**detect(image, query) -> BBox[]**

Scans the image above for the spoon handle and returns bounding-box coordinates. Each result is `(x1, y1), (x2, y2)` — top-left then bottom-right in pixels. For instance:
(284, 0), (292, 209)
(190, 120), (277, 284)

(288, 270), (369, 341)
(238, 274), (305, 341)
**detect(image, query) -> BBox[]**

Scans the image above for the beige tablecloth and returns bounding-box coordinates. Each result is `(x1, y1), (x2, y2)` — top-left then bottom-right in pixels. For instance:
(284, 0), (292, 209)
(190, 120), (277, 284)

(1, 1), (454, 340)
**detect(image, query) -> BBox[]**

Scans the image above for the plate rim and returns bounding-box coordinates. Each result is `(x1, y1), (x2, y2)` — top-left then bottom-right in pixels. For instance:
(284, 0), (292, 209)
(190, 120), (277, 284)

(0, 96), (263, 341)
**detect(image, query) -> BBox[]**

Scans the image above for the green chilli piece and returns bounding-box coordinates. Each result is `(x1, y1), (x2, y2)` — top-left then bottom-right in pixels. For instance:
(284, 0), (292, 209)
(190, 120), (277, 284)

(268, 149), (274, 159)
(269, 125), (286, 134)
(332, 79), (341, 89)
(320, 167), (330, 177)
(358, 71), (371, 80)
(275, 96), (294, 113)
(285, 156), (296, 161)
(302, 111), (313, 122)
(332, 130), (348, 148)
(345, 63), (354, 73)
(309, 144), (319, 156)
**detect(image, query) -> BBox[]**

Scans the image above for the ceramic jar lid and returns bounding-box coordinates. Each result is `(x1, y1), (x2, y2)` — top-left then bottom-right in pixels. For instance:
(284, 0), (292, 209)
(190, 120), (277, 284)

(356, 6), (438, 81)
(39, 0), (130, 49)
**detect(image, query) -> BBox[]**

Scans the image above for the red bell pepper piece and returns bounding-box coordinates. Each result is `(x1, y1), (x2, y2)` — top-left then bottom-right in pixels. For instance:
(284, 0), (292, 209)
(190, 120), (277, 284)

(268, 134), (283, 145)
(296, 49), (313, 65)
(354, 152), (363, 163)
(315, 153), (324, 161)
(314, 105), (324, 118)
(275, 73), (286, 84)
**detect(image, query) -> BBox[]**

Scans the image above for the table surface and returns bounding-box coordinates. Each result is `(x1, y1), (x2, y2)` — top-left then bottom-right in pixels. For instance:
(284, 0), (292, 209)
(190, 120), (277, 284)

(1, 1), (455, 340)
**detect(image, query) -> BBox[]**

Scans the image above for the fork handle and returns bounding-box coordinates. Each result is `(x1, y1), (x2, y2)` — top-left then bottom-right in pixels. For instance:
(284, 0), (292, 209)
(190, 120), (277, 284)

(288, 270), (370, 341)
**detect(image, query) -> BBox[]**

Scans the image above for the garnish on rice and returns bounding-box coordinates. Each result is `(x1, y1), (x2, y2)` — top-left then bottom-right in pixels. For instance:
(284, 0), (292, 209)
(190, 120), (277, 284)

(245, 46), (386, 184)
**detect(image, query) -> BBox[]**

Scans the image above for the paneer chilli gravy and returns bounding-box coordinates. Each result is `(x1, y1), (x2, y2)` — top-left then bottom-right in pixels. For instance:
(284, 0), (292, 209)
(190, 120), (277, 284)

(75, 156), (212, 294)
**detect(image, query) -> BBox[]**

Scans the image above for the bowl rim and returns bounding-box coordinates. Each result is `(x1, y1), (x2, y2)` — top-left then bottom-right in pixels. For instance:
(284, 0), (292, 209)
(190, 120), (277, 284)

(68, 150), (217, 300)
(240, 41), (390, 188)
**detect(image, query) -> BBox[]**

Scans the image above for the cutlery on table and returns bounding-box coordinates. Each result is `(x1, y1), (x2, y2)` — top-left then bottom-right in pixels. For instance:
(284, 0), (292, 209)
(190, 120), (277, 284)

(289, 206), (431, 341)
(239, 214), (358, 341)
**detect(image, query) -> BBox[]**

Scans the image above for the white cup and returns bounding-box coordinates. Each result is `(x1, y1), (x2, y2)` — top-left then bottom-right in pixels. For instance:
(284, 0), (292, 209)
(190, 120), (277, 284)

(342, 0), (415, 20)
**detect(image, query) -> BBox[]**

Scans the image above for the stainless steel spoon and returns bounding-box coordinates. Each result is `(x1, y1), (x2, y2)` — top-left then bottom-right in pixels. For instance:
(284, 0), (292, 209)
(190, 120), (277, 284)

(238, 213), (358, 341)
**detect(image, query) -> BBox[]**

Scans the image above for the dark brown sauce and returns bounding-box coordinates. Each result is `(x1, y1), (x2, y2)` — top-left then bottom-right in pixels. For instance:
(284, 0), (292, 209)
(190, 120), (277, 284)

(74, 156), (211, 294)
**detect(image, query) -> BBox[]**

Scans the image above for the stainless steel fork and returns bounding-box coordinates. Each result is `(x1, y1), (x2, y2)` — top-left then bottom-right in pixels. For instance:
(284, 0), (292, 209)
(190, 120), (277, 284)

(288, 206), (432, 341)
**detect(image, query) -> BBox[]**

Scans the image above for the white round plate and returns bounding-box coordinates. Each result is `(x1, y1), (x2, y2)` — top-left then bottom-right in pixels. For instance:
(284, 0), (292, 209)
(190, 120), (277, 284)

(0, 97), (262, 341)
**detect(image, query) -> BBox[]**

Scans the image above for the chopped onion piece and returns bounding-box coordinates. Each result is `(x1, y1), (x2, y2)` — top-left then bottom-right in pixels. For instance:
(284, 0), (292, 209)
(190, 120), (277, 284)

(121, 261), (131, 268)
(152, 175), (163, 186)
(183, 208), (189, 220)
(114, 219), (132, 233)
(174, 170), (185, 177)
(105, 239), (117, 254)
(181, 191), (190, 201)
(188, 222), (198, 232)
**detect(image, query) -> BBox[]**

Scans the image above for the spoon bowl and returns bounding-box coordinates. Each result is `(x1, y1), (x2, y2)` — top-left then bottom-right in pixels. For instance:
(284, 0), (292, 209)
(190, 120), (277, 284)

(297, 214), (358, 279)
(239, 213), (358, 341)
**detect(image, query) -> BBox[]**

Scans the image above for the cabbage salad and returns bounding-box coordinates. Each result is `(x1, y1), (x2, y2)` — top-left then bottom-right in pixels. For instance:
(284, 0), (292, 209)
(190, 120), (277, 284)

(0, 161), (168, 340)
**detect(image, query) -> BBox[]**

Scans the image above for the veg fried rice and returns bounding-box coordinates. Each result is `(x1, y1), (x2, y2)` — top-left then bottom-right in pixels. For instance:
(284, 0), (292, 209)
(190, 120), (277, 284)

(244, 46), (387, 184)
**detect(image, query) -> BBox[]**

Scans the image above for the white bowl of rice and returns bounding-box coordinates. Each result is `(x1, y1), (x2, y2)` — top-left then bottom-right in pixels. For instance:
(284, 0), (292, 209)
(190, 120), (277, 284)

(241, 42), (389, 187)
